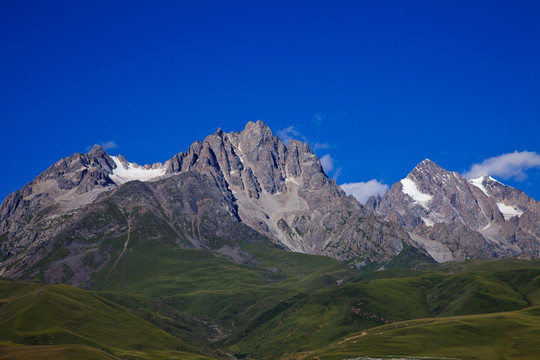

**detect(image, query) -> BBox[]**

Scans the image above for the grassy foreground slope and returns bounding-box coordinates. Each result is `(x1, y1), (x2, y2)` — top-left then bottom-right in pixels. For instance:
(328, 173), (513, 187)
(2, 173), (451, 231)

(0, 279), (211, 359)
(226, 259), (540, 358)
(0, 342), (118, 360)
(290, 306), (540, 360)
(2, 251), (540, 359)
(0, 237), (357, 359)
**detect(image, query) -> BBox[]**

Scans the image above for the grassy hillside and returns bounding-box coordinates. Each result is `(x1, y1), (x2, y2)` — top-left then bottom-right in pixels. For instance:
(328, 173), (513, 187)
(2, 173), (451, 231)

(291, 306), (540, 360)
(0, 279), (211, 359)
(226, 259), (540, 358)
(93, 234), (355, 331)
(2, 253), (540, 359)
(226, 277), (429, 358)
(0, 342), (119, 360)
(1, 220), (358, 360)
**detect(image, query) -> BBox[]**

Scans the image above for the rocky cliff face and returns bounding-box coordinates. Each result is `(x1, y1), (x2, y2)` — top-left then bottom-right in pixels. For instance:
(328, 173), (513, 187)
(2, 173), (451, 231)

(164, 121), (410, 267)
(0, 144), (174, 277)
(0, 145), (115, 232)
(3, 123), (539, 285)
(0, 121), (417, 284)
(0, 145), (118, 274)
(375, 159), (540, 262)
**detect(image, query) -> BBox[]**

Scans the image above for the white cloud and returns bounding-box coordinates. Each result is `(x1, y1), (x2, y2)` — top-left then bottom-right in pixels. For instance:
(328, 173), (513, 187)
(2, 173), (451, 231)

(101, 141), (118, 150)
(340, 180), (389, 204)
(320, 154), (334, 173)
(462, 151), (540, 181)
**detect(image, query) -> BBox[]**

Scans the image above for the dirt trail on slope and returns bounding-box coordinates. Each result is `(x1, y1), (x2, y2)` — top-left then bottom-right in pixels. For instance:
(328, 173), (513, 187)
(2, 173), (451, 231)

(104, 211), (134, 284)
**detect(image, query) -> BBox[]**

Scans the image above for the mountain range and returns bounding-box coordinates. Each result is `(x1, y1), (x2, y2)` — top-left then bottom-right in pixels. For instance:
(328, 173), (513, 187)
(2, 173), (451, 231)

(1, 121), (540, 359)
(1, 121), (539, 285)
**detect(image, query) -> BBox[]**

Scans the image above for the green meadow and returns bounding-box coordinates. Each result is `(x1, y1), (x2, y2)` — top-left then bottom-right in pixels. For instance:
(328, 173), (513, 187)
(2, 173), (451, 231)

(1, 234), (540, 360)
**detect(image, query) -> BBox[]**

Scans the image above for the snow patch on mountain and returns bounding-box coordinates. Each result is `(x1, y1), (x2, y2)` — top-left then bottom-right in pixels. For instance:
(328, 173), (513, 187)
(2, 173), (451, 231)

(497, 202), (524, 220)
(400, 178), (432, 208)
(110, 156), (166, 185)
(469, 175), (506, 196)
(469, 176), (490, 196)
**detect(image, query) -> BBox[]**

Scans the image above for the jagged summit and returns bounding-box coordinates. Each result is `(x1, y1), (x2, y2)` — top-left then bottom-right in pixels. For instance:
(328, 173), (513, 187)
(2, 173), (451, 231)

(87, 144), (104, 155)
(409, 158), (451, 177)
(240, 120), (274, 141)
(0, 121), (414, 282)
(418, 158), (436, 167)
(1, 121), (538, 284)
(376, 159), (540, 263)
(245, 119), (271, 130)
(397, 159), (455, 209)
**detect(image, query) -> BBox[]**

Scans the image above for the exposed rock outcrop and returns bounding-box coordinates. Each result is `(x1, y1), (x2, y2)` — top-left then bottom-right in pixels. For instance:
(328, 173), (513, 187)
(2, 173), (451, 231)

(375, 159), (540, 261)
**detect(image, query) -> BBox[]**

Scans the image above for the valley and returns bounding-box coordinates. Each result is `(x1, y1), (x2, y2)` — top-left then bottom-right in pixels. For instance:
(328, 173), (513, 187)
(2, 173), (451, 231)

(1, 251), (540, 359)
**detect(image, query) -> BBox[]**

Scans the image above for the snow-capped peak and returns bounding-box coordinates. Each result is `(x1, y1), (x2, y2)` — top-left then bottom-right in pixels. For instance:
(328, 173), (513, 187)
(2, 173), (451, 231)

(109, 156), (166, 185)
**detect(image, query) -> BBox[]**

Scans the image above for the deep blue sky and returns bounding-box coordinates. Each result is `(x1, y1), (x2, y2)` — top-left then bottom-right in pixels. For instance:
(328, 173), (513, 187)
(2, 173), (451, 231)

(1, 1), (540, 201)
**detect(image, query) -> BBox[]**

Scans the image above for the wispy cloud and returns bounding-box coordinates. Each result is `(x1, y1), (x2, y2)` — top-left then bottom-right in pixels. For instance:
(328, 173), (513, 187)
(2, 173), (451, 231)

(332, 167), (342, 181)
(277, 124), (339, 178)
(277, 125), (327, 152)
(277, 126), (306, 145)
(340, 180), (389, 204)
(320, 154), (334, 173)
(101, 141), (118, 150)
(313, 112), (324, 127)
(462, 151), (540, 181)
(313, 142), (330, 151)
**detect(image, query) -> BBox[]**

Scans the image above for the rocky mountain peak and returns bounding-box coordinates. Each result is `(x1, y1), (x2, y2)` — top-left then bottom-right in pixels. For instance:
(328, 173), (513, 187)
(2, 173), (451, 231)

(416, 158), (437, 168)
(376, 159), (540, 263)
(241, 120), (274, 142)
(403, 159), (471, 201)
(146, 121), (405, 263)
(79, 144), (115, 171)
(409, 159), (451, 180)
(469, 175), (535, 220)
(87, 144), (107, 156)
(12, 121), (540, 282)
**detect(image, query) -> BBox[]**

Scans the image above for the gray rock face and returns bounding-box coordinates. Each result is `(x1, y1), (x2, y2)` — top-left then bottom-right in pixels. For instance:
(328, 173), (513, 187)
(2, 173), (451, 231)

(0, 121), (415, 283)
(0, 145), (118, 272)
(3, 123), (539, 283)
(162, 121), (410, 266)
(0, 168), (266, 285)
(0, 145), (115, 231)
(375, 159), (540, 262)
